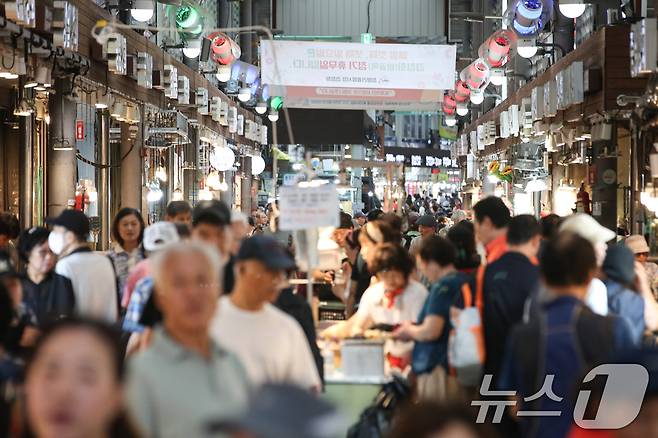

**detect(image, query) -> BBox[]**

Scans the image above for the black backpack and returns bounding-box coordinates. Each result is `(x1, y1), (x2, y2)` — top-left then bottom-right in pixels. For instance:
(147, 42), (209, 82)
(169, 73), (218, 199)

(346, 376), (412, 438)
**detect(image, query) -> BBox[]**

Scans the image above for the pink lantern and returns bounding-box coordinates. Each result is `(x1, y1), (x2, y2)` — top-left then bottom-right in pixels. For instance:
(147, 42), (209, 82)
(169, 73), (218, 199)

(454, 80), (471, 102)
(479, 30), (516, 68)
(208, 32), (241, 65)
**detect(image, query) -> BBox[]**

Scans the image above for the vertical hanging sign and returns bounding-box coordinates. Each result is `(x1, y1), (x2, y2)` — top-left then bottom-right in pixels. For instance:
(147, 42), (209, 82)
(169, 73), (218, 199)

(75, 120), (84, 140)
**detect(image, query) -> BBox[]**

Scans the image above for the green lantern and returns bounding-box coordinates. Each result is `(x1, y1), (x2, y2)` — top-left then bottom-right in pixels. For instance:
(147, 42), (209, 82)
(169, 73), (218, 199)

(270, 96), (284, 111)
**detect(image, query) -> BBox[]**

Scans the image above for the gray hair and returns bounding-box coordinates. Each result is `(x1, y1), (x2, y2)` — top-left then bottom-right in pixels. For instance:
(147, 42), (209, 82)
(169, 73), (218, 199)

(150, 241), (224, 294)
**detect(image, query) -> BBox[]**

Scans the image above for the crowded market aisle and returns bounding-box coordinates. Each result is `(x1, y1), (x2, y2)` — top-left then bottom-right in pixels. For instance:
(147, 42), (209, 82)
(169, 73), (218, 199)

(2, 196), (658, 438)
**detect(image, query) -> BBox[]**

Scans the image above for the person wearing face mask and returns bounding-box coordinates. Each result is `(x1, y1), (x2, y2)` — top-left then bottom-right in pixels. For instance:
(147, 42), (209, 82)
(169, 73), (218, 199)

(47, 210), (118, 322)
(18, 227), (75, 327)
(23, 318), (140, 438)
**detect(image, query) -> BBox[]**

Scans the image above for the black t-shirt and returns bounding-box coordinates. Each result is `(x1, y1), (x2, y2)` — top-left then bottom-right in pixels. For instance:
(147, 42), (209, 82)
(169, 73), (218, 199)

(274, 288), (324, 385)
(457, 252), (540, 380)
(350, 252), (372, 305)
(21, 272), (76, 327)
(223, 256), (235, 295)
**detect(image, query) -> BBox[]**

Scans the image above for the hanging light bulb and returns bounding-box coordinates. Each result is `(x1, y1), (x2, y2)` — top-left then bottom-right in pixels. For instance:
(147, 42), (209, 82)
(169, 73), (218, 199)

(155, 166), (168, 182)
(215, 64), (232, 82)
(470, 89), (485, 104)
(94, 93), (108, 109)
(182, 39), (202, 58)
(206, 171), (221, 190)
(255, 100), (268, 114)
(146, 182), (163, 203)
(110, 101), (124, 119)
(44, 113), (51, 125)
(250, 155), (266, 175)
(268, 110), (279, 122)
(238, 87), (252, 102)
(14, 97), (33, 117)
(24, 75), (38, 89)
(559, 0), (586, 18)
(489, 70), (506, 86)
(130, 0), (154, 22)
(456, 102), (469, 116)
(445, 115), (457, 127)
(517, 38), (538, 58)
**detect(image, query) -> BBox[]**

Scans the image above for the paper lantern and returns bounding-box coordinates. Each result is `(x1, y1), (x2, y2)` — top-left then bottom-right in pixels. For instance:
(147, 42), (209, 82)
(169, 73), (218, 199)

(251, 155), (265, 175)
(209, 146), (235, 171)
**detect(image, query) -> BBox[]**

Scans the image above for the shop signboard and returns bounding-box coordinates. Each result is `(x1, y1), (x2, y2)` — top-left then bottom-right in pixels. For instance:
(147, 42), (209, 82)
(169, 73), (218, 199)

(383, 146), (457, 168)
(75, 120), (84, 141)
(279, 183), (340, 230)
(261, 40), (456, 110)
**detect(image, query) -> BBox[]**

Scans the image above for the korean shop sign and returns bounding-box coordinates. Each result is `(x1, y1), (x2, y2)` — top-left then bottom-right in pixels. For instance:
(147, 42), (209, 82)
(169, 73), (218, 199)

(383, 146), (458, 169)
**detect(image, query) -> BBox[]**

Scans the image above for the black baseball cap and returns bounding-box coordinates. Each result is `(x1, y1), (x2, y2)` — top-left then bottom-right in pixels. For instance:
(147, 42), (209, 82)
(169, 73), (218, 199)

(192, 200), (231, 227)
(236, 235), (296, 271)
(208, 383), (344, 438)
(417, 214), (437, 228)
(46, 209), (90, 238)
(355, 211), (366, 219)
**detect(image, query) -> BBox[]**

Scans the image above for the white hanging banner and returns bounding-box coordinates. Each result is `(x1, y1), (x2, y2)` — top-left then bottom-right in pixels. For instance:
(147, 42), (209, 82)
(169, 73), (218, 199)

(279, 184), (340, 230)
(261, 40), (456, 110)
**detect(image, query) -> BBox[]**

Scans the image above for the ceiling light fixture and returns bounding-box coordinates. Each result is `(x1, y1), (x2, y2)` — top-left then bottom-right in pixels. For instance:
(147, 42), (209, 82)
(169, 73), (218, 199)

(255, 100), (268, 114)
(130, 0), (154, 22)
(558, 0), (587, 18)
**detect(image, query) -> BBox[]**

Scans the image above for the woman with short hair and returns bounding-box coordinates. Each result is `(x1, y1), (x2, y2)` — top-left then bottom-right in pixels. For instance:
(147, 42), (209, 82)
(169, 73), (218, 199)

(18, 227), (75, 327)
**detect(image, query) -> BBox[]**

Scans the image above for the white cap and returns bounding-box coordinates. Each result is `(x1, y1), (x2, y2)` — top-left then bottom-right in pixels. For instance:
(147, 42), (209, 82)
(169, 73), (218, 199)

(143, 222), (180, 251)
(231, 210), (248, 224)
(559, 213), (616, 245)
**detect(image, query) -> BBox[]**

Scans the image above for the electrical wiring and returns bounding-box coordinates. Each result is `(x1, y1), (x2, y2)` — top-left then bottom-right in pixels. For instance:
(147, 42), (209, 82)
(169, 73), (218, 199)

(366, 0), (375, 34)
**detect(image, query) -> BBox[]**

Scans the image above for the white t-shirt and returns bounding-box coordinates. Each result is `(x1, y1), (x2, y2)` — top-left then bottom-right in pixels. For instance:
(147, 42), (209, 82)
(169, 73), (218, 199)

(210, 296), (321, 390)
(55, 250), (118, 322)
(585, 278), (608, 316)
(356, 280), (428, 358)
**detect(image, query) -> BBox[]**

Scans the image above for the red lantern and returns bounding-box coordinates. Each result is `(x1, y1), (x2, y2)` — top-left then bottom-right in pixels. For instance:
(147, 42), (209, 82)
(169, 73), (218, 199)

(208, 32), (241, 65)
(454, 80), (471, 102)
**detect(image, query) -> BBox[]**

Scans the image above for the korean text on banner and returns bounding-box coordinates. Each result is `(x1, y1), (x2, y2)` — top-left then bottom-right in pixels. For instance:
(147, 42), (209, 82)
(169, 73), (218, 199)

(261, 40), (456, 91)
(279, 184), (340, 231)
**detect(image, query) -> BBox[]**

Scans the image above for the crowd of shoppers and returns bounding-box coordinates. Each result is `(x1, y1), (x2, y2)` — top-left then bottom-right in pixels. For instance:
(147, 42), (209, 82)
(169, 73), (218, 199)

(3, 194), (658, 438)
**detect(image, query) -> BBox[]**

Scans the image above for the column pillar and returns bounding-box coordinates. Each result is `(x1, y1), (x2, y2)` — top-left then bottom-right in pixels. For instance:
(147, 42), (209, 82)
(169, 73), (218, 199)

(19, 87), (34, 229)
(120, 118), (142, 209)
(47, 79), (76, 217)
(96, 109), (111, 249)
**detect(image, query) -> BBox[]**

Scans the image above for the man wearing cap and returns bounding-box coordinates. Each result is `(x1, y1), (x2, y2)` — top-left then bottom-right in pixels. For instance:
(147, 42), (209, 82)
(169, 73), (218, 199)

(122, 222), (180, 336)
(47, 210), (118, 322)
(209, 384), (344, 438)
(210, 235), (321, 391)
(559, 213), (615, 316)
(409, 215), (437, 256)
(625, 234), (658, 298)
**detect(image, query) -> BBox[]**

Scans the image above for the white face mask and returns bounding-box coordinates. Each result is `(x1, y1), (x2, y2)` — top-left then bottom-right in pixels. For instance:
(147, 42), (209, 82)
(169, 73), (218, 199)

(48, 231), (66, 255)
